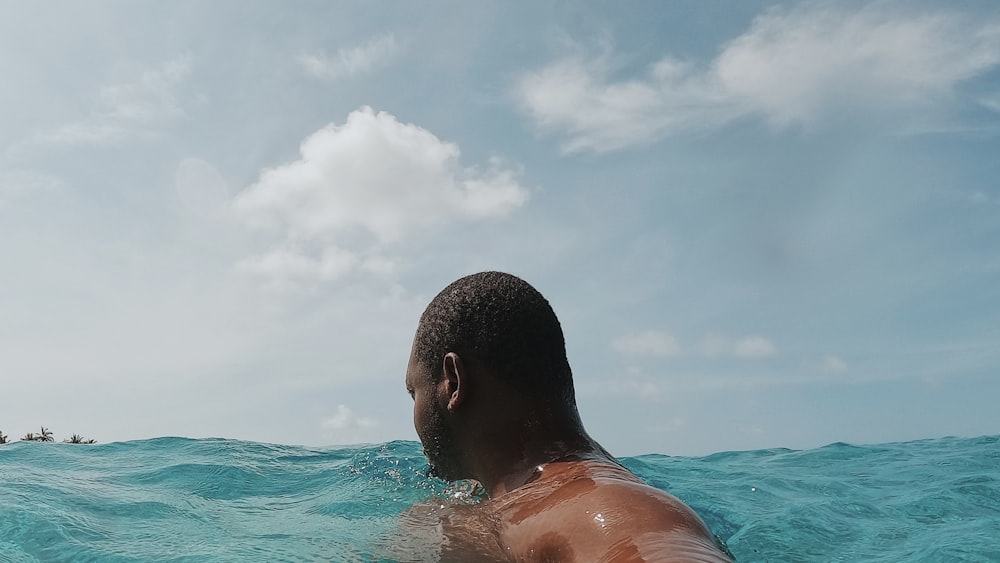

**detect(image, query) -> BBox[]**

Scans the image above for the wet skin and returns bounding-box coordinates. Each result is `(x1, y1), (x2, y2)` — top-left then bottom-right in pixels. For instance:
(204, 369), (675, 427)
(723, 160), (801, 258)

(396, 457), (730, 562)
(403, 458), (731, 562)
(403, 350), (733, 562)
(482, 458), (729, 562)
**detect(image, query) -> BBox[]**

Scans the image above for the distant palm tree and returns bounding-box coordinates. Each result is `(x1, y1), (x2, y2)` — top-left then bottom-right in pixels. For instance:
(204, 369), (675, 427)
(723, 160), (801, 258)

(65, 434), (97, 444)
(21, 427), (55, 442)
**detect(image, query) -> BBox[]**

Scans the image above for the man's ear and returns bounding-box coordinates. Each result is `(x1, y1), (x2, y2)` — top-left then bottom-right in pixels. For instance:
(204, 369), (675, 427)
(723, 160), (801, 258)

(441, 352), (467, 412)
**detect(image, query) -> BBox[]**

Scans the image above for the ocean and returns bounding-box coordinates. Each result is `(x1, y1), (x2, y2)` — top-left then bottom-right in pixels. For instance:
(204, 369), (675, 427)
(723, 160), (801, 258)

(1, 435), (997, 562)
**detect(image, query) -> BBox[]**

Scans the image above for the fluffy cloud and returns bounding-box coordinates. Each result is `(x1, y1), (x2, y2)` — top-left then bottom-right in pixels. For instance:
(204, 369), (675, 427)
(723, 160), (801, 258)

(321, 404), (378, 431)
(33, 56), (192, 147)
(233, 107), (528, 286)
(516, 3), (1000, 152)
(299, 34), (398, 80)
(612, 330), (680, 357)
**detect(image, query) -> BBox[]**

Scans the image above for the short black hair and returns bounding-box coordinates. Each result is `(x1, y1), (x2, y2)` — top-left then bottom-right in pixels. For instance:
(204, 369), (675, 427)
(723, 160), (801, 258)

(413, 271), (576, 409)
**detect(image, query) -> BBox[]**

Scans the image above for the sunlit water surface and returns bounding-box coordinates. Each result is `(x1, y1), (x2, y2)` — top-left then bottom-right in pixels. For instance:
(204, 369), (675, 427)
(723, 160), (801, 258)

(1, 435), (997, 561)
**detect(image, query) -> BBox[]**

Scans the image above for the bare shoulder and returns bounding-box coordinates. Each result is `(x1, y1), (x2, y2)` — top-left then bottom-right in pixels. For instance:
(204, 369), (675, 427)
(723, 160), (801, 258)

(584, 477), (712, 531)
(494, 462), (732, 562)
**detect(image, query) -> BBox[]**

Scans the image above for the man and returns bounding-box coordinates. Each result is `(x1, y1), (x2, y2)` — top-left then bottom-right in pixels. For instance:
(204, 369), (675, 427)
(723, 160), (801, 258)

(404, 271), (734, 562)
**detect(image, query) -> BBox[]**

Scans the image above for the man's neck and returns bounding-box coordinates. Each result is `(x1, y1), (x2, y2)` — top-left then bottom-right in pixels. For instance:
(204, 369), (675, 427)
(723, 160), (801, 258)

(469, 418), (606, 498)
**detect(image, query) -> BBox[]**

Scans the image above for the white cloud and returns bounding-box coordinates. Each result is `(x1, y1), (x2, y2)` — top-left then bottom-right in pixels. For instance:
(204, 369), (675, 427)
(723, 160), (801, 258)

(516, 3), (1000, 152)
(818, 354), (849, 373)
(232, 106), (528, 287)
(715, 3), (1000, 125)
(732, 336), (777, 359)
(611, 331), (776, 359)
(299, 33), (398, 80)
(234, 245), (358, 290)
(701, 335), (777, 359)
(612, 330), (680, 357)
(516, 56), (739, 153)
(578, 367), (664, 401)
(321, 404), (378, 431)
(33, 56), (192, 147)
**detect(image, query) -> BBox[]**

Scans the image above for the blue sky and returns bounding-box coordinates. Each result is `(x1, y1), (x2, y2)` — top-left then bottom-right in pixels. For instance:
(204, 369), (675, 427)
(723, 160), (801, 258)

(1, 1), (998, 456)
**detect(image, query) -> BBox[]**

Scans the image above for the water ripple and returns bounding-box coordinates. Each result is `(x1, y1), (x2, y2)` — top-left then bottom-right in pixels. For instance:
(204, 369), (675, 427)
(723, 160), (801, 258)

(1, 435), (997, 561)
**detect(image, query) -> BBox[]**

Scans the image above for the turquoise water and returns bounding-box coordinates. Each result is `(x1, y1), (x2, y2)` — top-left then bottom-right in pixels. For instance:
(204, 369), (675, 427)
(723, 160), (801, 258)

(1, 435), (997, 562)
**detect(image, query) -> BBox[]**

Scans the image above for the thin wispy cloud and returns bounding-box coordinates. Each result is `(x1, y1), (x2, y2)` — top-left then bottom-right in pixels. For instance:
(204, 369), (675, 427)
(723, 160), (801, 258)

(979, 90), (1000, 113)
(232, 106), (528, 288)
(299, 33), (398, 80)
(0, 169), (65, 207)
(516, 2), (1000, 152)
(578, 367), (665, 401)
(613, 331), (777, 360)
(818, 354), (849, 373)
(612, 330), (680, 357)
(968, 190), (1000, 207)
(31, 56), (192, 147)
(235, 245), (358, 289)
(702, 335), (777, 359)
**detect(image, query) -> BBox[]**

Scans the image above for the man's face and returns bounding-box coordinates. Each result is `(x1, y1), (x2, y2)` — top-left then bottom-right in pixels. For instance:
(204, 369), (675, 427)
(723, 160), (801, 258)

(406, 349), (463, 481)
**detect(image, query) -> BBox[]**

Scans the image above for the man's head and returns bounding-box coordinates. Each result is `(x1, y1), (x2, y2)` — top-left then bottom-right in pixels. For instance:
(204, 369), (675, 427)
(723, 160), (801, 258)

(406, 271), (578, 479)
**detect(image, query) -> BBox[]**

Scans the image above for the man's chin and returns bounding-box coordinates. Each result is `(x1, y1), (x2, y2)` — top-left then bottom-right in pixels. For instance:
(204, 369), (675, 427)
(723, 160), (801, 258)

(425, 458), (464, 482)
(427, 463), (456, 481)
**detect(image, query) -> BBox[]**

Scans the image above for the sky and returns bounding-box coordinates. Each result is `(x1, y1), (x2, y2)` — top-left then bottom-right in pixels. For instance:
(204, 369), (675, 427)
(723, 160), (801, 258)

(1, 0), (999, 456)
